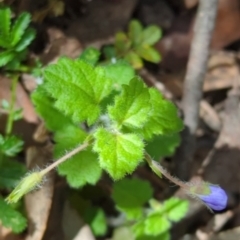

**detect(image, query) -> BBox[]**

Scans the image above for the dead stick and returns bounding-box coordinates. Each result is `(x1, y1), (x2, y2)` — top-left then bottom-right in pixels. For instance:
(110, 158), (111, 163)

(174, 0), (218, 179)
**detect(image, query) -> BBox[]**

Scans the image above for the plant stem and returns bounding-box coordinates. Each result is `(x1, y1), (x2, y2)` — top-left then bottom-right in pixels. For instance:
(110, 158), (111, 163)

(145, 152), (188, 190)
(40, 141), (89, 176)
(6, 74), (19, 136)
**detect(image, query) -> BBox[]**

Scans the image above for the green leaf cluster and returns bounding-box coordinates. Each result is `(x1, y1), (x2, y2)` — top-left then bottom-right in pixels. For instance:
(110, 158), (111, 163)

(32, 57), (183, 183)
(0, 7), (35, 69)
(0, 135), (27, 233)
(112, 178), (189, 240)
(114, 20), (162, 69)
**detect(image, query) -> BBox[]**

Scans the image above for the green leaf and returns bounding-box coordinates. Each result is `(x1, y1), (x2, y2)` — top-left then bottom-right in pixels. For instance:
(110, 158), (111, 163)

(84, 207), (107, 236)
(125, 51), (143, 69)
(135, 45), (161, 63)
(10, 12), (31, 46)
(1, 99), (9, 109)
(112, 178), (153, 208)
(56, 147), (102, 188)
(0, 50), (15, 67)
(104, 60), (135, 87)
(142, 25), (162, 45)
(146, 133), (180, 159)
(0, 135), (23, 157)
(32, 87), (101, 188)
(31, 87), (79, 132)
(108, 77), (150, 129)
(138, 88), (183, 139)
(15, 28), (35, 52)
(128, 20), (143, 46)
(0, 160), (26, 189)
(13, 108), (23, 121)
(117, 206), (143, 220)
(43, 58), (113, 125)
(93, 128), (144, 179)
(5, 50), (27, 70)
(132, 221), (145, 238)
(78, 47), (100, 66)
(0, 196), (27, 233)
(163, 197), (189, 222)
(145, 213), (170, 236)
(54, 126), (101, 188)
(0, 8), (11, 43)
(103, 45), (116, 60)
(115, 32), (131, 54)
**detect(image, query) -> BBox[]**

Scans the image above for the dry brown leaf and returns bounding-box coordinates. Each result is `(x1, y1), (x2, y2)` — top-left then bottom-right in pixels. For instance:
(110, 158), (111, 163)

(25, 145), (54, 240)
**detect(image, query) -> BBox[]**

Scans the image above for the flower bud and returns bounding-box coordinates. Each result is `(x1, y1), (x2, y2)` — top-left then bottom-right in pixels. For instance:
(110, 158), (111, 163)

(6, 171), (44, 204)
(188, 183), (227, 211)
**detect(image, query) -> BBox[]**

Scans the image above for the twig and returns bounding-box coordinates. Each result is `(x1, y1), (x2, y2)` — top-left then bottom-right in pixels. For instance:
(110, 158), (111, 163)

(173, 0), (218, 179)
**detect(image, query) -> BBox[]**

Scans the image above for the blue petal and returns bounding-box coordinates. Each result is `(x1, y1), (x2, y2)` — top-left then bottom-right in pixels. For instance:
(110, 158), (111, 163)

(199, 185), (227, 211)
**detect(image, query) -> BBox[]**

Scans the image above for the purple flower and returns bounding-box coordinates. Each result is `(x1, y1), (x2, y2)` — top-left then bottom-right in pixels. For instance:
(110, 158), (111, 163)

(197, 185), (228, 211)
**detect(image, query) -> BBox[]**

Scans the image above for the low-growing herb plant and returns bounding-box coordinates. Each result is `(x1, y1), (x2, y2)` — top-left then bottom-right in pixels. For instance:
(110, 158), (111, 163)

(104, 19), (162, 69)
(0, 7), (227, 238)
(0, 6), (36, 233)
(0, 7), (35, 70)
(7, 57), (227, 212)
(112, 178), (189, 240)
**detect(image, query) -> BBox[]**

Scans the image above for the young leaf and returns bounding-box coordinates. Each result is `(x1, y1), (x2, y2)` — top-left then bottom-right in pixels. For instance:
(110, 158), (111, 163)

(138, 88), (183, 139)
(0, 135), (24, 157)
(163, 197), (189, 222)
(43, 58), (112, 125)
(145, 213), (170, 236)
(0, 160), (26, 189)
(146, 133), (180, 159)
(128, 20), (143, 46)
(10, 12), (31, 46)
(117, 206), (143, 220)
(108, 77), (150, 129)
(112, 178), (153, 208)
(135, 45), (161, 63)
(93, 128), (144, 179)
(15, 28), (36, 52)
(0, 8), (11, 40)
(104, 60), (135, 87)
(142, 25), (162, 45)
(0, 50), (15, 67)
(78, 47), (100, 66)
(0, 196), (27, 233)
(125, 51), (143, 69)
(115, 32), (131, 54)
(84, 207), (107, 236)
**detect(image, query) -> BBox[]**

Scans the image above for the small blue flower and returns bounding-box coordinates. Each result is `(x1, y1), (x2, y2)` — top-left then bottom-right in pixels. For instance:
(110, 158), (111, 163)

(197, 185), (228, 211)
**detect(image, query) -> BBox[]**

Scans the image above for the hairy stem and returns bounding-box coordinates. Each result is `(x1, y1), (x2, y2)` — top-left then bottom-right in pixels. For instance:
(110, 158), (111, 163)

(40, 141), (90, 176)
(145, 152), (188, 190)
(6, 74), (19, 136)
